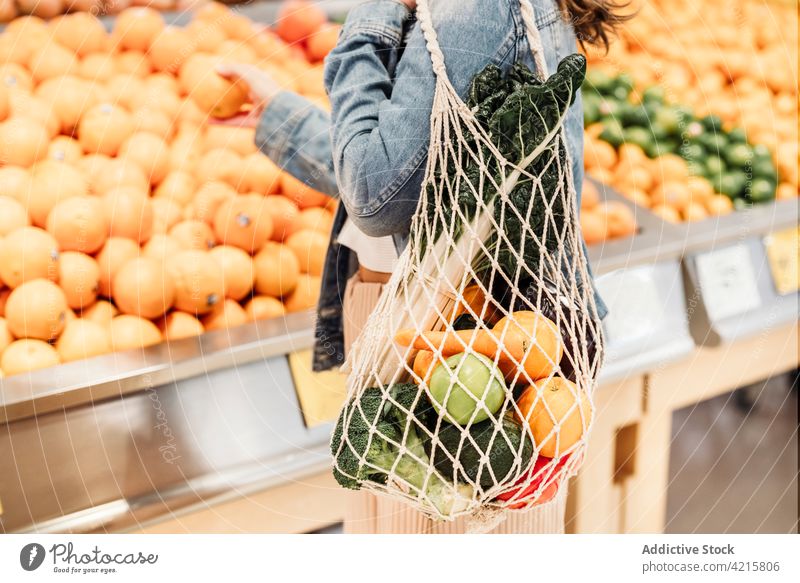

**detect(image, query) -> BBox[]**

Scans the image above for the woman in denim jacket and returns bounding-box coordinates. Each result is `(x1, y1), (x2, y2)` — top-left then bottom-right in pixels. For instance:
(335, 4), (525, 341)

(221, 0), (626, 533)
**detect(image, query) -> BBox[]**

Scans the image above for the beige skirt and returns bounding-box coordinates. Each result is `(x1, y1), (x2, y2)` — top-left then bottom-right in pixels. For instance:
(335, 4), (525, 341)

(341, 272), (566, 534)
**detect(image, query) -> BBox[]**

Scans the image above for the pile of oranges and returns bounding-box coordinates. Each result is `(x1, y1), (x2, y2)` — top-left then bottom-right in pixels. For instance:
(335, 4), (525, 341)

(583, 0), (798, 220)
(0, 3), (341, 376)
(578, 179), (637, 244)
(584, 138), (737, 224)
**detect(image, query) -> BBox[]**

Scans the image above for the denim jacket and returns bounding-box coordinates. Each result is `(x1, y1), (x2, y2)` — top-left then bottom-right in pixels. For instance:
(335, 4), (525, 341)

(255, 0), (607, 372)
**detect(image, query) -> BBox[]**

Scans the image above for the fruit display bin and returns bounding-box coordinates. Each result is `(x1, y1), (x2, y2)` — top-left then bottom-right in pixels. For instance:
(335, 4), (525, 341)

(1, 2), (796, 535)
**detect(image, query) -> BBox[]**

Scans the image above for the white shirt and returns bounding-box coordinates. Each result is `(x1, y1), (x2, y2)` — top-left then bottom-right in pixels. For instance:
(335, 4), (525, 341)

(337, 218), (398, 273)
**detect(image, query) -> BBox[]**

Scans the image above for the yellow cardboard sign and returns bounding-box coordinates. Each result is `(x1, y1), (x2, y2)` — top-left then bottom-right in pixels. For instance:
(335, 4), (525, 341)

(764, 226), (799, 295)
(287, 350), (347, 428)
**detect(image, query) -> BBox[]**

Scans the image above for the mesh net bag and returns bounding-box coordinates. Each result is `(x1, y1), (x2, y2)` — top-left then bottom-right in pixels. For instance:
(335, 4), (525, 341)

(330, 0), (605, 528)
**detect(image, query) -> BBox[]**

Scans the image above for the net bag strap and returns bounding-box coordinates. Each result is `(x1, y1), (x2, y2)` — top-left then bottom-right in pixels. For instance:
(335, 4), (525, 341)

(416, 0), (550, 81)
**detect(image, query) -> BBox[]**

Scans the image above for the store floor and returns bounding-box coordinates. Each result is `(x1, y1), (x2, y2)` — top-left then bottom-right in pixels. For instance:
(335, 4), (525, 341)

(666, 373), (798, 534)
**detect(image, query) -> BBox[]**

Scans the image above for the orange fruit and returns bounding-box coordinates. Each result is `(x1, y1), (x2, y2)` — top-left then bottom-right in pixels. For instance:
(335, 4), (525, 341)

(169, 220), (216, 251)
(115, 50), (153, 78)
(109, 314), (162, 351)
(158, 311), (204, 341)
(263, 195), (300, 241)
(203, 125), (257, 157)
(0, 196), (30, 236)
(516, 376), (592, 458)
(179, 53), (248, 119)
(141, 233), (183, 264)
(118, 132), (170, 185)
(651, 181), (692, 211)
(0, 316), (12, 354)
(78, 53), (117, 83)
(78, 103), (135, 157)
(48, 136), (83, 164)
(130, 107), (174, 141)
(29, 44), (79, 83)
(651, 204), (681, 223)
(113, 257), (175, 319)
(276, 0), (327, 44)
(651, 154), (688, 183)
(241, 153), (281, 194)
(580, 179), (600, 210)
(45, 196), (108, 254)
(0, 84), (9, 121)
(215, 41), (256, 65)
(35, 75), (96, 134)
(9, 93), (60, 137)
(25, 160), (89, 227)
(190, 180), (236, 224)
(81, 299), (118, 328)
(0, 288), (10, 316)
(580, 210), (607, 246)
(145, 72), (181, 97)
(196, 148), (244, 188)
(5, 278), (68, 340)
(104, 73), (146, 111)
(0, 62), (34, 91)
(306, 24), (341, 62)
(292, 207), (333, 235)
(244, 295), (286, 321)
(284, 274), (321, 313)
(75, 154), (110, 191)
(0, 166), (31, 202)
(167, 250), (224, 314)
(102, 187), (154, 243)
(113, 7), (165, 52)
(201, 298), (248, 331)
(184, 21), (226, 54)
(209, 245), (255, 301)
(150, 199), (184, 235)
(0, 226), (59, 288)
(584, 139), (617, 170)
(775, 183), (796, 201)
(0, 339), (60, 375)
(148, 25), (193, 73)
(58, 251), (100, 310)
(686, 176), (715, 201)
(285, 229), (327, 276)
(253, 242), (299, 298)
(213, 195), (273, 252)
(153, 171), (197, 207)
(598, 201), (636, 239)
(280, 172), (330, 209)
(56, 318), (112, 362)
(682, 201), (709, 223)
(92, 159), (149, 196)
(0, 117), (49, 167)
(95, 237), (140, 298)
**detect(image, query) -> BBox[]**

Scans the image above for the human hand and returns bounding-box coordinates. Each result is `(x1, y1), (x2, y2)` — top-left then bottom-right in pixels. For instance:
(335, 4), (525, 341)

(397, 0), (417, 10)
(212, 63), (282, 128)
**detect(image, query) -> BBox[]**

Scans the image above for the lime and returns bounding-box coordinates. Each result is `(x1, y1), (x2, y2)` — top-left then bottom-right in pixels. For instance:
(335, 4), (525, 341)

(746, 178), (776, 203)
(701, 114), (723, 132)
(598, 98), (623, 120)
(681, 143), (706, 161)
(624, 126), (654, 151)
(727, 127), (747, 143)
(583, 96), (601, 125)
(642, 86), (666, 105)
(654, 107), (685, 136)
(620, 104), (651, 127)
(733, 198), (751, 211)
(717, 171), (747, 198)
(697, 132), (728, 154)
(751, 157), (778, 181)
(752, 144), (772, 159)
(611, 84), (631, 101)
(599, 120), (626, 148)
(682, 121), (705, 140)
(616, 72), (635, 93)
(705, 156), (727, 178)
(686, 161), (706, 176)
(645, 141), (672, 158)
(585, 69), (614, 94)
(725, 143), (754, 168)
(428, 352), (506, 425)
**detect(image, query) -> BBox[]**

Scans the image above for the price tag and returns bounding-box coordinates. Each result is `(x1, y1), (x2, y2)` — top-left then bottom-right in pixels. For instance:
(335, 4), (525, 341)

(287, 349), (347, 428)
(595, 266), (664, 343)
(695, 243), (761, 321)
(764, 227), (799, 296)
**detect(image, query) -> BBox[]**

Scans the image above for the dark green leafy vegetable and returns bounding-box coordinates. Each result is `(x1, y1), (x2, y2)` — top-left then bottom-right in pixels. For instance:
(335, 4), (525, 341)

(429, 415), (533, 490)
(331, 383), (473, 515)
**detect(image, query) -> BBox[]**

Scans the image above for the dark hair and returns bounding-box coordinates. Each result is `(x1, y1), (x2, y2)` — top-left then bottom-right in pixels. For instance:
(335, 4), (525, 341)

(556, 0), (634, 50)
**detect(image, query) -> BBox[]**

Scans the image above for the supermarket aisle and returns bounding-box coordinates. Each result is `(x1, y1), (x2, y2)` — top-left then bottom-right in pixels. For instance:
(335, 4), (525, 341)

(666, 374), (798, 534)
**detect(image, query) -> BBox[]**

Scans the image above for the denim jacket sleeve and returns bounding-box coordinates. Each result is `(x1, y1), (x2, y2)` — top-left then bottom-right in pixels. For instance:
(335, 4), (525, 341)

(254, 91), (339, 197)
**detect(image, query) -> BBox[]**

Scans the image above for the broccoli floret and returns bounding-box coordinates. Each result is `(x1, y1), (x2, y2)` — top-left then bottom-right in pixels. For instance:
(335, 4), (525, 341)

(331, 383), (474, 517)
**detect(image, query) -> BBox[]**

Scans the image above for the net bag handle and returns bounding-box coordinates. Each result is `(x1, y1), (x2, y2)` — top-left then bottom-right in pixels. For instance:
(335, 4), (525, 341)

(416, 0), (550, 82)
